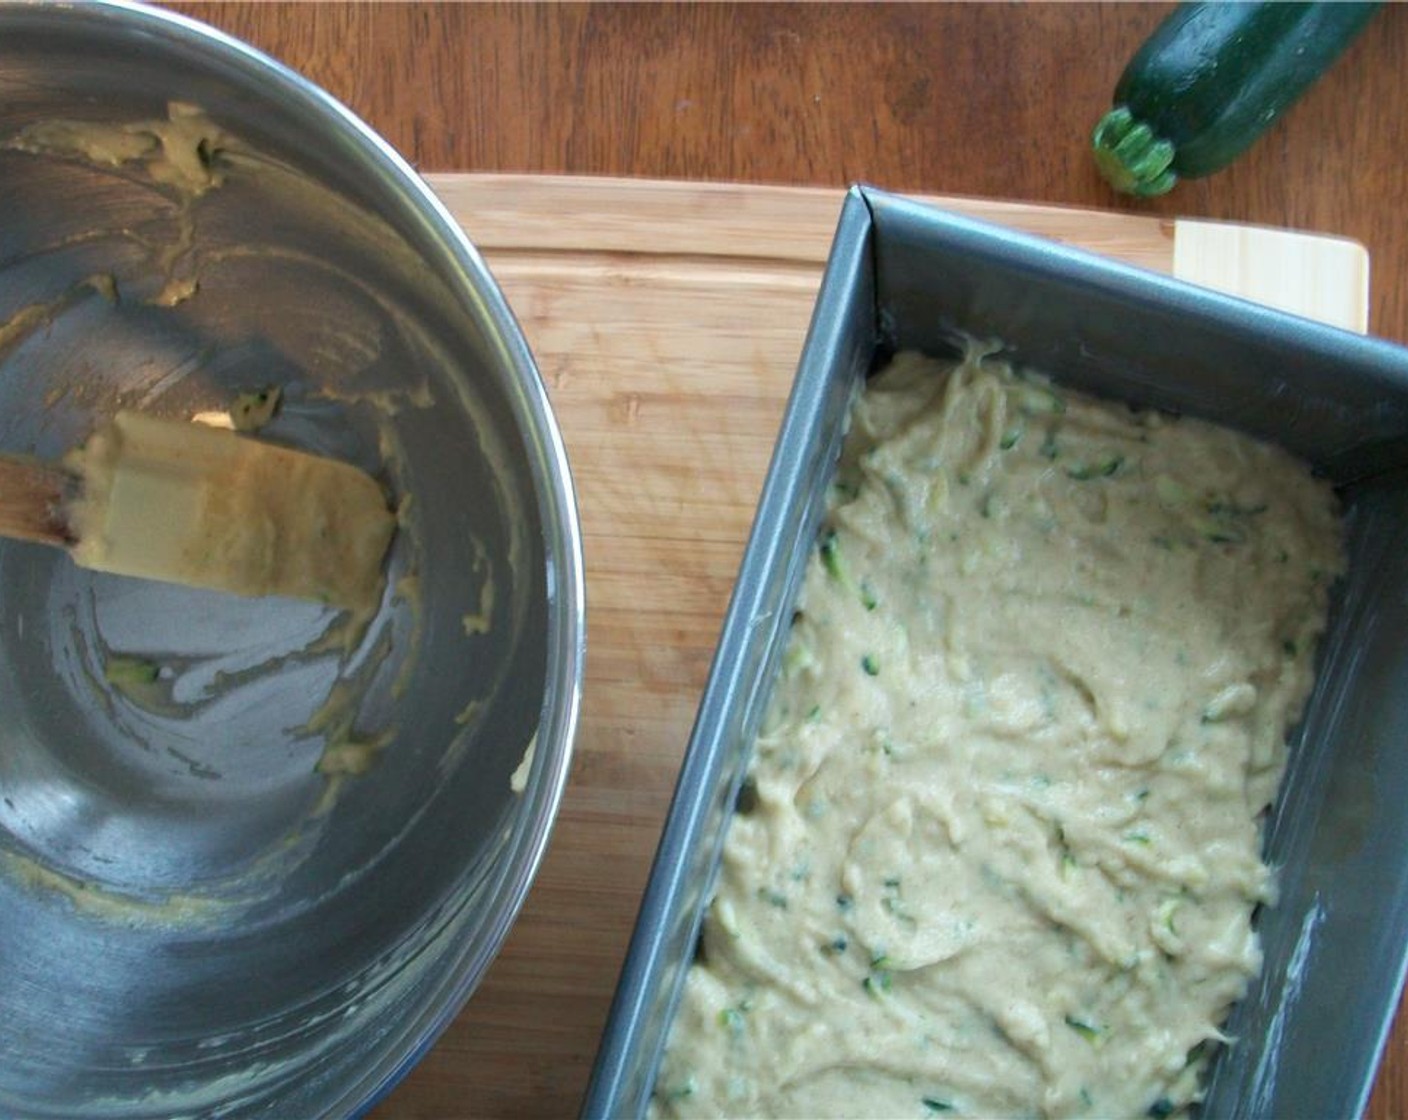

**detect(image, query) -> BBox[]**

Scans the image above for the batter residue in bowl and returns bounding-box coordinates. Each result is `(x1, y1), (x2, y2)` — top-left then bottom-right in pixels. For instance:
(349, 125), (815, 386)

(9, 100), (229, 197)
(7, 101), (229, 307)
(0, 102), (471, 924)
(654, 346), (1343, 1119)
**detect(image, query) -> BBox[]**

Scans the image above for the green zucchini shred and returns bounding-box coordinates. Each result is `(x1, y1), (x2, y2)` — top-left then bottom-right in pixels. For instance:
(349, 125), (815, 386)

(1066, 454), (1124, 481)
(103, 656), (161, 686)
(717, 1007), (746, 1036)
(820, 528), (844, 581)
(1064, 1014), (1107, 1044)
(663, 1076), (697, 1103)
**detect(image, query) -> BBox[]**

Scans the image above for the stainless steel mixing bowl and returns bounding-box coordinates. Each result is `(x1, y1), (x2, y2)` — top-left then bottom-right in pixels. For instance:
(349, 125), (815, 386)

(0, 3), (585, 1115)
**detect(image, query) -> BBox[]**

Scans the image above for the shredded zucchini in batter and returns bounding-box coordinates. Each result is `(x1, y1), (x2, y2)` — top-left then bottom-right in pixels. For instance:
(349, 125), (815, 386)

(654, 346), (1343, 1119)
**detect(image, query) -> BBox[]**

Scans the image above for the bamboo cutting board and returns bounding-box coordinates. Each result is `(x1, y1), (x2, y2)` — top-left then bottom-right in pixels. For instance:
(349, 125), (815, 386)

(373, 174), (1370, 1118)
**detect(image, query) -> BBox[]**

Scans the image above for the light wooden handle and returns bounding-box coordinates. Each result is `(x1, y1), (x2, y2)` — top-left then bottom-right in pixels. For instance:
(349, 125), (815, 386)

(0, 455), (75, 549)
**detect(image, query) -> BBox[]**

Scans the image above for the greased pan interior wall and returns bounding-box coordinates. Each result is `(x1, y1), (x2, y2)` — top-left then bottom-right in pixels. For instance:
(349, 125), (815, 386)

(864, 187), (1408, 1118)
(1216, 472), (1408, 1118)
(583, 186), (1408, 1119)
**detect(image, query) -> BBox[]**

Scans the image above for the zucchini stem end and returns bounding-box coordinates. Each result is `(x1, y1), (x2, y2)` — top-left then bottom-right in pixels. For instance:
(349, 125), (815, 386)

(1092, 106), (1178, 197)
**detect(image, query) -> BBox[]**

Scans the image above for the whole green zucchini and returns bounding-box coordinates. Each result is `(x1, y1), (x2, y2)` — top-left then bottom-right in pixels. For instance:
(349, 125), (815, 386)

(1093, 2), (1381, 196)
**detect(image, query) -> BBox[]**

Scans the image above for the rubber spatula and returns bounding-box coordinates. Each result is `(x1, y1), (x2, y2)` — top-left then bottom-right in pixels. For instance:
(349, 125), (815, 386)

(0, 411), (395, 614)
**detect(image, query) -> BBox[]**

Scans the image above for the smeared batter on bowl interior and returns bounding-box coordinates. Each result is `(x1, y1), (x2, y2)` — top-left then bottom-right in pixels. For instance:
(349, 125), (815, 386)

(654, 346), (1343, 1119)
(8, 101), (229, 307)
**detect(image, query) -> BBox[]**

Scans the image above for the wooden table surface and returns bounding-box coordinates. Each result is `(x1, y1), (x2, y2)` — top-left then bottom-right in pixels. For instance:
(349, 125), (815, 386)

(168, 5), (1408, 1118)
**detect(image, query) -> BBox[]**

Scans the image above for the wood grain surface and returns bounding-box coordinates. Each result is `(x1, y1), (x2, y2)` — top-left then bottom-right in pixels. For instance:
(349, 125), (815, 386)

(0, 456), (70, 549)
(163, 6), (1408, 1118)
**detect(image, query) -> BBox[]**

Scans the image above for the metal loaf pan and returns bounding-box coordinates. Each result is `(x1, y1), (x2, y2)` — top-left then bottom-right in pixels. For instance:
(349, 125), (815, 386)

(584, 186), (1408, 1119)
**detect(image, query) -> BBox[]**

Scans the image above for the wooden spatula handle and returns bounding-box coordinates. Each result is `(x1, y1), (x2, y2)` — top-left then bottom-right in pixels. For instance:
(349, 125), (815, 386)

(0, 455), (74, 548)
